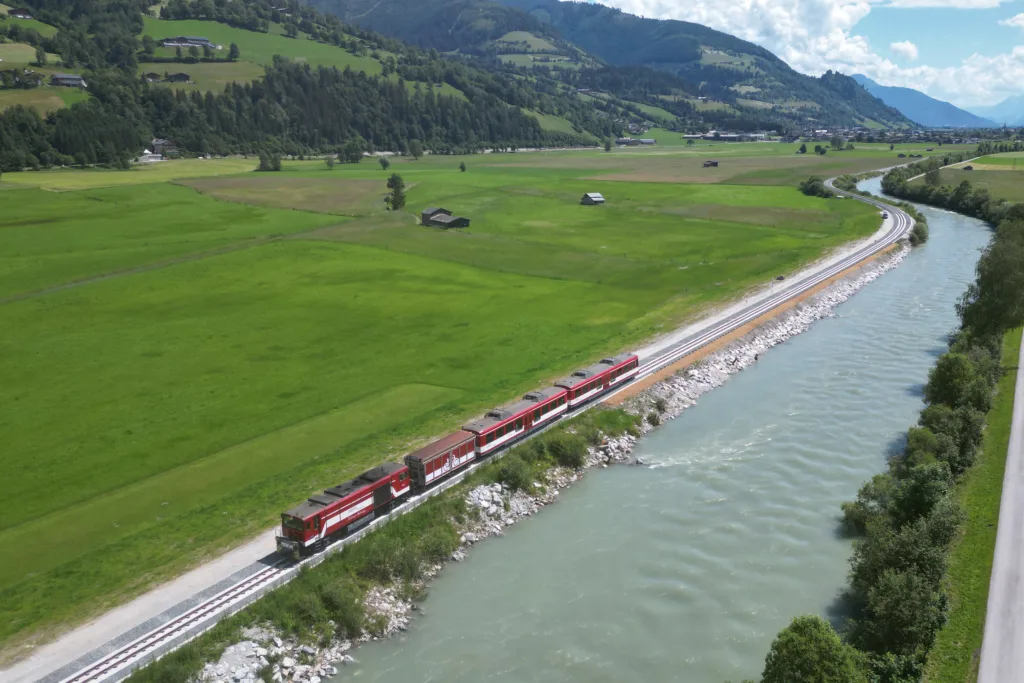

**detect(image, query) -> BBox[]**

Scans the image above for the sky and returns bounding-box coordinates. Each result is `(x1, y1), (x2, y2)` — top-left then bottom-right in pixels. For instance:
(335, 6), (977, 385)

(595, 0), (1024, 109)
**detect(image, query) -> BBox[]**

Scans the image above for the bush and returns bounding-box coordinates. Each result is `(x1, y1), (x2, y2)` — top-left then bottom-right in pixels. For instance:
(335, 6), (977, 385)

(495, 453), (532, 491)
(798, 176), (834, 198)
(909, 221), (929, 246)
(761, 615), (868, 683)
(546, 432), (588, 469)
(646, 411), (661, 427)
(654, 397), (668, 413)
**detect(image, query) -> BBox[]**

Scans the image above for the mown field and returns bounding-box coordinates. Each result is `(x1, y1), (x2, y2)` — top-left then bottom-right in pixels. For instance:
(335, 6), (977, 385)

(910, 167), (1024, 203)
(1, 146), (889, 655)
(924, 327), (1022, 683)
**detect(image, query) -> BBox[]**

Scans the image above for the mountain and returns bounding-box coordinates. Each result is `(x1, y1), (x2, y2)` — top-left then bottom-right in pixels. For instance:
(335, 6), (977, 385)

(304, 0), (913, 129)
(851, 75), (995, 128)
(969, 95), (1024, 126)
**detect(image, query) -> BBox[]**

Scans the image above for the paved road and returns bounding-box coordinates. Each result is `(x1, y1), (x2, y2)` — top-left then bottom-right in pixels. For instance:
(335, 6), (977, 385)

(3, 176), (913, 683)
(978, 331), (1024, 683)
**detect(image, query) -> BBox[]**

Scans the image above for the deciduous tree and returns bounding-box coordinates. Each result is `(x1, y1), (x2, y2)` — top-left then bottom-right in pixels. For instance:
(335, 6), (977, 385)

(762, 615), (868, 683)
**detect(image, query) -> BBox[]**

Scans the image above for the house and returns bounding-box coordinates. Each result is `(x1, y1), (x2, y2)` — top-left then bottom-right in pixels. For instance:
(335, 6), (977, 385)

(160, 36), (216, 49)
(639, 139), (656, 145)
(431, 214), (470, 228)
(580, 192), (605, 205)
(963, 165), (974, 171)
(421, 207), (470, 228)
(163, 72), (191, 83)
(151, 138), (179, 157)
(50, 73), (87, 88)
(7, 8), (33, 18)
(143, 72), (162, 83)
(703, 160), (719, 168)
(136, 149), (164, 164)
(421, 207), (450, 224)
(615, 137), (640, 146)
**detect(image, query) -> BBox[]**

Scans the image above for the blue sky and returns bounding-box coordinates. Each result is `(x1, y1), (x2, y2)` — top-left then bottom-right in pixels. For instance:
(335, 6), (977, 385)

(603, 0), (1024, 107)
(855, 1), (1024, 69)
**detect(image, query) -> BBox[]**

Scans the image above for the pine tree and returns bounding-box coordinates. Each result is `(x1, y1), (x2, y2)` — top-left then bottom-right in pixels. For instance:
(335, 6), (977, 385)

(386, 173), (405, 209)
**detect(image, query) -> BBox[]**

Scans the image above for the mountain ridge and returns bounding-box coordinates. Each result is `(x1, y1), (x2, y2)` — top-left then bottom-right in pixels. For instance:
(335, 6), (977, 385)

(851, 74), (994, 128)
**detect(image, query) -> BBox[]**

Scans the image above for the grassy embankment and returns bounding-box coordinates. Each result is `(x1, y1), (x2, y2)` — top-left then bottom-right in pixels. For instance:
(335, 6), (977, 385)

(924, 327), (1021, 682)
(0, 147), (892, 656)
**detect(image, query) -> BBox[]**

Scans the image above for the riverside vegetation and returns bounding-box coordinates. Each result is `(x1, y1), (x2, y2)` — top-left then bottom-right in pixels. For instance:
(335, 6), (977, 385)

(122, 408), (639, 683)
(751, 160), (1024, 683)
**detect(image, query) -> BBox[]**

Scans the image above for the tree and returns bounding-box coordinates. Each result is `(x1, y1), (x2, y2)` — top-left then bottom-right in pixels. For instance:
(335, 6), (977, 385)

(924, 353), (987, 411)
(924, 168), (941, 186)
(378, 156), (390, 171)
(142, 35), (156, 59)
(203, 45), (214, 60)
(845, 142), (855, 150)
(409, 139), (423, 160)
(34, 46), (46, 67)
(325, 156), (335, 170)
(188, 46), (200, 62)
(831, 135), (844, 150)
(604, 139), (612, 152)
(75, 152), (88, 169)
(798, 143), (807, 154)
(341, 138), (364, 163)
(285, 23), (298, 38)
(258, 151), (281, 172)
(459, 161), (466, 172)
(848, 569), (946, 657)
(686, 138), (695, 147)
(386, 173), (405, 210)
(176, 46), (183, 61)
(761, 615), (868, 683)
(890, 143), (895, 151)
(228, 43), (240, 61)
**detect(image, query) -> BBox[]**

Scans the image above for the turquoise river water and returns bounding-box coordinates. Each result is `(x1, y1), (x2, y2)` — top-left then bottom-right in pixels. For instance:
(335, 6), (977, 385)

(339, 180), (991, 682)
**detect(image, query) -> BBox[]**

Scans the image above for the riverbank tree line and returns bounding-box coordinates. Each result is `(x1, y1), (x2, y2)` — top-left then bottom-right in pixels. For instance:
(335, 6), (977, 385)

(756, 178), (1024, 683)
(0, 0), (618, 171)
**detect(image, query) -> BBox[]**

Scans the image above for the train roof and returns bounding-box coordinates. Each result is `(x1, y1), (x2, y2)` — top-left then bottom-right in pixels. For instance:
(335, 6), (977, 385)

(463, 386), (570, 434)
(405, 430), (476, 463)
(555, 353), (636, 389)
(284, 462), (407, 519)
(522, 386), (566, 402)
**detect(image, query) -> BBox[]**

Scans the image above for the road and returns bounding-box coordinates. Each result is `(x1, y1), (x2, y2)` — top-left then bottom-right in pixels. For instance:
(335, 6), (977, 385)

(3, 177), (914, 683)
(978, 331), (1024, 683)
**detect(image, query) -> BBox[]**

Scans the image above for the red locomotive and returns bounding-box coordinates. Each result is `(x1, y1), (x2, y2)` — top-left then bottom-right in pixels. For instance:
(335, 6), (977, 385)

(277, 462), (411, 559)
(277, 352), (639, 558)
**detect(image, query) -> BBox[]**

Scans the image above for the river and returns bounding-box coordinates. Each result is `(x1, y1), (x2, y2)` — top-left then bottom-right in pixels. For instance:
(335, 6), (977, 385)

(338, 180), (991, 683)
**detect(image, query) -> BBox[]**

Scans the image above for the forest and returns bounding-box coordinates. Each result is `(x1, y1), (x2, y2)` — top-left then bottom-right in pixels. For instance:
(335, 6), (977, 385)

(0, 0), (617, 171)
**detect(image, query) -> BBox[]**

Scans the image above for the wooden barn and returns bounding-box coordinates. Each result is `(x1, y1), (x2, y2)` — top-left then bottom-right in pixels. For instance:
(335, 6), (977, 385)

(580, 192), (605, 205)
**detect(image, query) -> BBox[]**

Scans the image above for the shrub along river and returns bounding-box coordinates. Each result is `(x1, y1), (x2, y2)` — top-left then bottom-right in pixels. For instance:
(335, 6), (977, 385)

(336, 180), (992, 682)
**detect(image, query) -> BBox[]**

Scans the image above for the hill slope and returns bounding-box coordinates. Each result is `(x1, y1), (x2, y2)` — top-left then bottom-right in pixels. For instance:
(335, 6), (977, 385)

(306, 0), (911, 128)
(969, 95), (1024, 126)
(851, 74), (994, 128)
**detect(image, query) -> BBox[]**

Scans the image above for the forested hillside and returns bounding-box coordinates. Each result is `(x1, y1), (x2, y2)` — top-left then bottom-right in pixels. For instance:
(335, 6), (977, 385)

(306, 0), (912, 129)
(0, 0), (616, 171)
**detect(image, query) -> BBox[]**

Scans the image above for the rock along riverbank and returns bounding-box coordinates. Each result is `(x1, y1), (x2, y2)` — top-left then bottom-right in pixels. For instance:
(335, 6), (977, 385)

(195, 243), (911, 683)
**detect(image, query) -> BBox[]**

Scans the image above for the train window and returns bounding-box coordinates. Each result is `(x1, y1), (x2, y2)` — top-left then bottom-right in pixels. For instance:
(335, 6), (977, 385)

(487, 432), (494, 444)
(314, 517), (320, 530)
(516, 419), (523, 430)
(534, 408), (541, 420)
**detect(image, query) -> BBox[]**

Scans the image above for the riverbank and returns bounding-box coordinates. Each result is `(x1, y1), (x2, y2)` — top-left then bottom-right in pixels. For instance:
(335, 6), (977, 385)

(159, 241), (915, 683)
(924, 327), (1022, 683)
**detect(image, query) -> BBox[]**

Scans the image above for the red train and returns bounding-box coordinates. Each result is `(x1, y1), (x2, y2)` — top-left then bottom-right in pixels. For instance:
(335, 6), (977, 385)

(277, 352), (639, 559)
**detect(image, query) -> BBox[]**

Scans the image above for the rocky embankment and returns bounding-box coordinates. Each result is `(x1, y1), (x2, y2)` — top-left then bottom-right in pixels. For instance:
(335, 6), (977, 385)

(197, 244), (909, 682)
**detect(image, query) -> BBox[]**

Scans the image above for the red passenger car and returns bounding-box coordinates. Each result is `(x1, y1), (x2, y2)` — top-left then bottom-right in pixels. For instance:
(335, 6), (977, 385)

(555, 353), (639, 408)
(277, 462), (410, 559)
(464, 387), (568, 456)
(404, 430), (477, 491)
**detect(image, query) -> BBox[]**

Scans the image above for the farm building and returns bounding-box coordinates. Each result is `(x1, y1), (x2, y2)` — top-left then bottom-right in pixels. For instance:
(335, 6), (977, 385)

(580, 192), (606, 205)
(143, 72), (162, 82)
(150, 138), (179, 157)
(421, 207), (470, 228)
(163, 72), (191, 83)
(639, 139), (656, 145)
(50, 73), (87, 88)
(7, 8), (33, 18)
(616, 138), (641, 146)
(703, 160), (719, 167)
(160, 36), (216, 48)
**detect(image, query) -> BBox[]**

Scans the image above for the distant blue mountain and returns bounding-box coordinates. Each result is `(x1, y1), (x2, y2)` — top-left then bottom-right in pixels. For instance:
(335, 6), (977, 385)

(969, 95), (1024, 126)
(852, 74), (996, 128)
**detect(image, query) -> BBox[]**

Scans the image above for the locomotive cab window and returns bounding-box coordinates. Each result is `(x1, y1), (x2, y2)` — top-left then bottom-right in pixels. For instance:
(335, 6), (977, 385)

(283, 516), (304, 531)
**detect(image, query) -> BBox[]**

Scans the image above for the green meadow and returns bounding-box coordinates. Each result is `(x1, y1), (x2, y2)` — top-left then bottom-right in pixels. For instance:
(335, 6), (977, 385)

(1, 146), (889, 653)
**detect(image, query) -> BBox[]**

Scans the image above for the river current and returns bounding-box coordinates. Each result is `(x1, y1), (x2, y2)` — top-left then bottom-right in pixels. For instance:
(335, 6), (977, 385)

(340, 180), (991, 682)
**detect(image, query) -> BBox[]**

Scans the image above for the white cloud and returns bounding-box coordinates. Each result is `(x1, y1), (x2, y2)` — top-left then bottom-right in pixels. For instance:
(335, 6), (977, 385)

(890, 40), (919, 60)
(999, 12), (1024, 29)
(887, 0), (1011, 8)
(597, 0), (1024, 106)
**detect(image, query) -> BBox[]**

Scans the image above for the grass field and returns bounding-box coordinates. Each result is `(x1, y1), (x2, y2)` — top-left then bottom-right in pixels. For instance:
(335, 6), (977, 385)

(0, 157), (257, 190)
(924, 327), (1022, 683)
(0, 145), (893, 654)
(146, 60), (266, 93)
(0, 85), (88, 113)
(141, 17), (385, 74)
(910, 167), (1024, 203)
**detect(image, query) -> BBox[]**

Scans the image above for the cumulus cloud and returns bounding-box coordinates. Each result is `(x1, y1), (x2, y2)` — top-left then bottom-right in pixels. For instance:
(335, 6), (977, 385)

(890, 40), (919, 60)
(888, 0), (1012, 8)
(999, 12), (1024, 29)
(599, 0), (1024, 106)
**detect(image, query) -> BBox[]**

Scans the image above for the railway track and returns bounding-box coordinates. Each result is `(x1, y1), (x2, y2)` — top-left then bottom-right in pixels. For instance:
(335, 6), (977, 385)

(54, 179), (912, 683)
